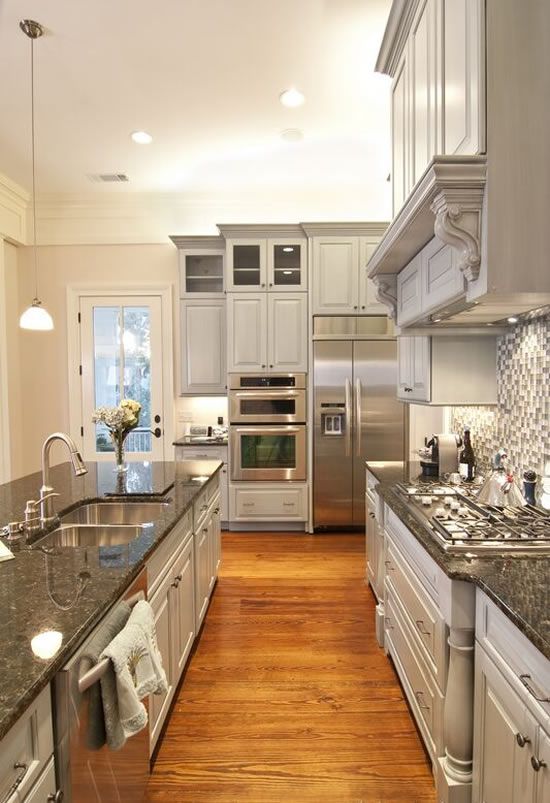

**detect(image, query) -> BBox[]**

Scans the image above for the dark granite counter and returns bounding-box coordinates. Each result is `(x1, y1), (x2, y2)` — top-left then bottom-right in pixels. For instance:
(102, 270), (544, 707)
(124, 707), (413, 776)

(0, 459), (222, 741)
(377, 483), (550, 662)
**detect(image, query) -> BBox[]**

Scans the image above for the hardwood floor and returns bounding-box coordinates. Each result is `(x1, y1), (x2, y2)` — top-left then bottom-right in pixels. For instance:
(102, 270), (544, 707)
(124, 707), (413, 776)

(146, 533), (436, 802)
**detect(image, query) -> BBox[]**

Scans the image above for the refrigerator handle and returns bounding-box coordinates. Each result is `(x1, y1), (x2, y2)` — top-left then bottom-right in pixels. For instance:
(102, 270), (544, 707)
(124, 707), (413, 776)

(355, 378), (362, 455)
(345, 378), (352, 457)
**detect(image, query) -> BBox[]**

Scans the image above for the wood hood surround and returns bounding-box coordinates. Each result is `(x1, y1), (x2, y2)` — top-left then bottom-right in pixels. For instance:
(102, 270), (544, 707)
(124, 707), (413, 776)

(368, 0), (550, 326)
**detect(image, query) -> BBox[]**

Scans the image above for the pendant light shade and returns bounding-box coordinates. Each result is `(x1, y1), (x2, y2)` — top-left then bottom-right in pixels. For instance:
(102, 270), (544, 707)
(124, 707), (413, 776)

(19, 19), (54, 331)
(20, 298), (54, 330)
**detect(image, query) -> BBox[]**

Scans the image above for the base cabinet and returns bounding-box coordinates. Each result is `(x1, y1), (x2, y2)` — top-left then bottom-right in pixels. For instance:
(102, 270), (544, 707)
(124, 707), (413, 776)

(175, 446), (229, 527)
(473, 592), (550, 803)
(194, 491), (221, 632)
(148, 567), (176, 752)
(229, 483), (308, 523)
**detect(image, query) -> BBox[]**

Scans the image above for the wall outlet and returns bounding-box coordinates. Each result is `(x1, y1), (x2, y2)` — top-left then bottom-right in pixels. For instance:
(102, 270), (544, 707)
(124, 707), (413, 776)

(177, 412), (194, 423)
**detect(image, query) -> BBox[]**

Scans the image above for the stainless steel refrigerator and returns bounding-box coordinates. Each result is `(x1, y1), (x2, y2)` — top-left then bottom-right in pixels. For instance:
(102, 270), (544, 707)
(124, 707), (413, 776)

(313, 332), (406, 529)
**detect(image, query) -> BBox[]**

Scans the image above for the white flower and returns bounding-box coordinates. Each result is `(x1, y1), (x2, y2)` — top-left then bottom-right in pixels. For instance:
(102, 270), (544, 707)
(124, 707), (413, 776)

(92, 399), (141, 432)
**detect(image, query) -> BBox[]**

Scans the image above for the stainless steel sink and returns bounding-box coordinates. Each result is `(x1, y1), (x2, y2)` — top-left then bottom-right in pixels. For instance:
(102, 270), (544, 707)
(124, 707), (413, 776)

(60, 500), (171, 526)
(36, 524), (143, 548)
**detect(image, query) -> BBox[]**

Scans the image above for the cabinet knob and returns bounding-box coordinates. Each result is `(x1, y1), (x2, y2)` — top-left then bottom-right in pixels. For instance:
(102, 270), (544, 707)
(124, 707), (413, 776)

(384, 616), (393, 630)
(516, 733), (531, 748)
(414, 690), (430, 711)
(353, 305), (358, 310)
(415, 619), (431, 637)
(369, 512), (375, 519)
(269, 283), (273, 287)
(269, 364), (273, 368)
(384, 560), (394, 571)
(404, 387), (413, 393)
(531, 756), (547, 772)
(214, 507), (220, 514)
(261, 283), (266, 288)
(361, 305), (365, 310)
(261, 364), (266, 369)
(47, 793), (64, 803)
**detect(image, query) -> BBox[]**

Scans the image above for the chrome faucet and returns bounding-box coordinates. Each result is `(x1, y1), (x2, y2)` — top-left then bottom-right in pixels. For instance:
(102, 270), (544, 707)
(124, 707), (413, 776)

(39, 432), (88, 524)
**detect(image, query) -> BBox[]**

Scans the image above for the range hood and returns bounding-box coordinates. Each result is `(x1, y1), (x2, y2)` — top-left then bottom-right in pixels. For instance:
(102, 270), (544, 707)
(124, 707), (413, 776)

(368, 156), (550, 327)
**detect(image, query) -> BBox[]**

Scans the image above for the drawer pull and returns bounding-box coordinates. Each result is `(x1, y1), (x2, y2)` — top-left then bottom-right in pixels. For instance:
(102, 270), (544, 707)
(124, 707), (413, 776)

(384, 560), (395, 571)
(414, 691), (430, 711)
(242, 502), (254, 507)
(531, 756), (547, 772)
(519, 674), (550, 703)
(1, 762), (28, 803)
(214, 507), (220, 514)
(283, 502), (295, 507)
(369, 512), (375, 519)
(47, 792), (64, 802)
(516, 733), (531, 748)
(384, 616), (393, 630)
(415, 619), (431, 637)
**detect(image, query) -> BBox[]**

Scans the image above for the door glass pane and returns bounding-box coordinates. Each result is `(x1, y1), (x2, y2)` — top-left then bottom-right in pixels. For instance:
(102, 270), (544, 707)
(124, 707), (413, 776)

(273, 244), (301, 286)
(233, 245), (260, 286)
(241, 435), (296, 469)
(92, 305), (152, 453)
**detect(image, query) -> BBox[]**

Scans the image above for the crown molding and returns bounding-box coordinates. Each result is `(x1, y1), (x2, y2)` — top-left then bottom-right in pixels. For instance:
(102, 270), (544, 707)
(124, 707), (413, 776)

(169, 235), (225, 250)
(0, 172), (29, 245)
(300, 221), (389, 237)
(217, 223), (305, 239)
(375, 0), (421, 76)
(367, 156), (487, 278)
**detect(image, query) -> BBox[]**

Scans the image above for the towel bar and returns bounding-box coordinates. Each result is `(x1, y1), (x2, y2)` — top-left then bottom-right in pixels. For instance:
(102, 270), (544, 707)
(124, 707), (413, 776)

(78, 590), (146, 693)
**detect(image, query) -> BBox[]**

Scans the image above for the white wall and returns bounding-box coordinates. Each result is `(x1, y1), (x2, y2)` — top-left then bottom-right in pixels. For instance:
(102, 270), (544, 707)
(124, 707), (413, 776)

(11, 243), (178, 476)
(175, 396), (228, 439)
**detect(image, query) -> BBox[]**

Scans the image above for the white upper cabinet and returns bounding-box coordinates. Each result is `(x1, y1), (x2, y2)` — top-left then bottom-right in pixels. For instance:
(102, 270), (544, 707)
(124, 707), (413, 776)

(226, 239), (267, 292)
(180, 299), (226, 395)
(443, 0), (484, 156)
(267, 238), (307, 292)
(392, 54), (410, 215)
(411, 0), (437, 183)
(179, 250), (225, 296)
(397, 336), (431, 402)
(227, 292), (307, 373)
(311, 233), (386, 315)
(396, 253), (422, 327)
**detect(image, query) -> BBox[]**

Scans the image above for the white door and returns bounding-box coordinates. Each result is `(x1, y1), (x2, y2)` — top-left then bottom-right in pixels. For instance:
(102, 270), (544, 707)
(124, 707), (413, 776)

(311, 237), (359, 314)
(535, 728), (550, 803)
(194, 522), (210, 630)
(180, 299), (226, 394)
(227, 293), (268, 372)
(80, 296), (165, 461)
(148, 571), (174, 753)
(170, 540), (195, 679)
(411, 336), (431, 402)
(268, 293), (307, 372)
(397, 337), (414, 399)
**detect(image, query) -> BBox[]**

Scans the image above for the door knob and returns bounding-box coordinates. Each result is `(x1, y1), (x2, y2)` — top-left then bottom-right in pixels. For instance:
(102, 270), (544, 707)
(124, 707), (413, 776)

(153, 427), (162, 438)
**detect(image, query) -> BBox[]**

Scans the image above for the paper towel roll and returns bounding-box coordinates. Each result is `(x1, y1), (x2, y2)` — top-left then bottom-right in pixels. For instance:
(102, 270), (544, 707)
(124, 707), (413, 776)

(437, 434), (459, 476)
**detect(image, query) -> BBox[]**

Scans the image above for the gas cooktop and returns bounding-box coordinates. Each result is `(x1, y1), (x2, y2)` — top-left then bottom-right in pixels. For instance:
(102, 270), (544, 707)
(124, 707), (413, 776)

(395, 482), (550, 554)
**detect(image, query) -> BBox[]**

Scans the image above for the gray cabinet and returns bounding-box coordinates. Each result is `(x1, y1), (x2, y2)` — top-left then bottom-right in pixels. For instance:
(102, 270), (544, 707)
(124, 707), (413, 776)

(180, 299), (226, 395)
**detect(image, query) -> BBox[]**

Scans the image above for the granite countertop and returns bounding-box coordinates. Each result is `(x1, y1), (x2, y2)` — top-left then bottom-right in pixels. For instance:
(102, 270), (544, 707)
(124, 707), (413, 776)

(0, 458), (222, 741)
(375, 481), (550, 661)
(173, 437), (228, 447)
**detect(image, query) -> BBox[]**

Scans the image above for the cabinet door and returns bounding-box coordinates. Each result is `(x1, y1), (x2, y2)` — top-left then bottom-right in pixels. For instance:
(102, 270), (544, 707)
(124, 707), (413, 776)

(179, 250), (225, 296)
(170, 540), (195, 681)
(267, 238), (307, 291)
(411, 0), (437, 184)
(220, 462), (229, 524)
(421, 238), (465, 314)
(210, 501), (222, 579)
(410, 336), (431, 402)
(149, 570), (174, 752)
(311, 237), (359, 314)
(535, 728), (550, 803)
(226, 239), (267, 292)
(473, 646), (535, 803)
(194, 522), (210, 631)
(392, 51), (411, 216)
(443, 0), (484, 155)
(23, 757), (58, 803)
(227, 293), (268, 372)
(359, 238), (386, 314)
(396, 254), (422, 326)
(267, 293), (307, 372)
(180, 299), (226, 394)
(397, 337), (414, 399)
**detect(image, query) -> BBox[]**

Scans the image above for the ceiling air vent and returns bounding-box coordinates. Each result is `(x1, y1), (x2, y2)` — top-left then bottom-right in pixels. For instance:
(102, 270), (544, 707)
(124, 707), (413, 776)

(87, 173), (129, 183)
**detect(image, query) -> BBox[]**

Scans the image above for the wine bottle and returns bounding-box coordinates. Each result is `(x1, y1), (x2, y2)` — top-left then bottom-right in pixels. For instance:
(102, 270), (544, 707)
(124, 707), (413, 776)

(459, 427), (476, 482)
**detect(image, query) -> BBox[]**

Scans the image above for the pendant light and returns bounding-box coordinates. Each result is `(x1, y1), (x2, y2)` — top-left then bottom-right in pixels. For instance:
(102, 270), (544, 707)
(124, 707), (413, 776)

(19, 19), (54, 331)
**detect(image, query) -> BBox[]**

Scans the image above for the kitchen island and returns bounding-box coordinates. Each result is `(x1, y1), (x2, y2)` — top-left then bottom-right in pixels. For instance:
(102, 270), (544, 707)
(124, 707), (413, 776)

(0, 458), (222, 742)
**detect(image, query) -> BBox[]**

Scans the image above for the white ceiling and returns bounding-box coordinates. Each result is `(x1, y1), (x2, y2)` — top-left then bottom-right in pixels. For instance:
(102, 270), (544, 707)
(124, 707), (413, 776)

(0, 0), (392, 214)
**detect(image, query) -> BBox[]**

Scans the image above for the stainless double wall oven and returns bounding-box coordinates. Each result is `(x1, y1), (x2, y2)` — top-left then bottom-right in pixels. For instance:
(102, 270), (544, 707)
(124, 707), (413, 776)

(229, 373), (306, 481)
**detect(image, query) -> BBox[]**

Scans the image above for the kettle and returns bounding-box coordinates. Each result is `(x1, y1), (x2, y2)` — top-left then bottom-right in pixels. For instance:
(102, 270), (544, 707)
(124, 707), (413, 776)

(476, 449), (526, 508)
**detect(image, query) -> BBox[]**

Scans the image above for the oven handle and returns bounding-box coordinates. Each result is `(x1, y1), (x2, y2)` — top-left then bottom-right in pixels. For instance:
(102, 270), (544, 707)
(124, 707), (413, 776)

(232, 390), (301, 399)
(344, 378), (352, 457)
(232, 426), (303, 434)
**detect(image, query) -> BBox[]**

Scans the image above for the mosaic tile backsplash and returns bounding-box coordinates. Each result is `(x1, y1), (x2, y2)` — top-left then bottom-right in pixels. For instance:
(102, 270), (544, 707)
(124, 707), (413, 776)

(450, 314), (550, 481)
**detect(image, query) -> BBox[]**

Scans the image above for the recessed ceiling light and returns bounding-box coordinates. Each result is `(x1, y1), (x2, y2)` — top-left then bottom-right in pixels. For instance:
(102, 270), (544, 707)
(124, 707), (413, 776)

(279, 88), (305, 108)
(283, 247), (294, 252)
(280, 128), (303, 143)
(507, 316), (518, 324)
(131, 130), (152, 144)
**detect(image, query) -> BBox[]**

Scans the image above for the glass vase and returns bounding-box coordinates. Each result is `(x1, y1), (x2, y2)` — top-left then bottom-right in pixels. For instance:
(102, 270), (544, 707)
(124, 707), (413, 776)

(113, 432), (129, 473)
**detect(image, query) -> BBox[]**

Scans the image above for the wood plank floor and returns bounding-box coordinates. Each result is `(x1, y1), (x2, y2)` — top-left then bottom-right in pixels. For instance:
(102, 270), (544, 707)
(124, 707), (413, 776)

(145, 533), (436, 802)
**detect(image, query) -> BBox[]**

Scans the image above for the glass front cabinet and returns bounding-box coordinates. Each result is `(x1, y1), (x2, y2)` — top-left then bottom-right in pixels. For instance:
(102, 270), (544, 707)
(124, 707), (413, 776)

(172, 235), (226, 297)
(223, 228), (307, 292)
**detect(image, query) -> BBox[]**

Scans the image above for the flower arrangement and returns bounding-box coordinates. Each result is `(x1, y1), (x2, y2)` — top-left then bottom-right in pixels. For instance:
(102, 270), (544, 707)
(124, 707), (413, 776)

(92, 399), (142, 471)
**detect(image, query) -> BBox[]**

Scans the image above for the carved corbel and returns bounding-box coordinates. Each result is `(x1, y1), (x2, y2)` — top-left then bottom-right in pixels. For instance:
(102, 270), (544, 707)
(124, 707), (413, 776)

(431, 194), (482, 282)
(372, 274), (397, 319)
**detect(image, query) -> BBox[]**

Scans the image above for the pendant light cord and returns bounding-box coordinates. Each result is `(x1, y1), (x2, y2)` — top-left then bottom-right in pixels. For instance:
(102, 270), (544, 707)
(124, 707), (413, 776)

(30, 35), (39, 301)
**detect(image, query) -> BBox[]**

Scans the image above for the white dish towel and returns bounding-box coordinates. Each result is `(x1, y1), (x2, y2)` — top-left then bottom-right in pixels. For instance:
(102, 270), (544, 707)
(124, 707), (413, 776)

(100, 599), (168, 746)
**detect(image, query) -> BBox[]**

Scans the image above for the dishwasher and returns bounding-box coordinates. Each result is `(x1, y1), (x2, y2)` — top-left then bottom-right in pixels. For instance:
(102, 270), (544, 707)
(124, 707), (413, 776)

(53, 569), (149, 802)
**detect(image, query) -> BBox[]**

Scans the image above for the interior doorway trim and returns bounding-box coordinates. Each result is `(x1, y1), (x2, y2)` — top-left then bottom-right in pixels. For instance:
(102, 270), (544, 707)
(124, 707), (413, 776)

(0, 239), (11, 483)
(66, 283), (175, 460)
